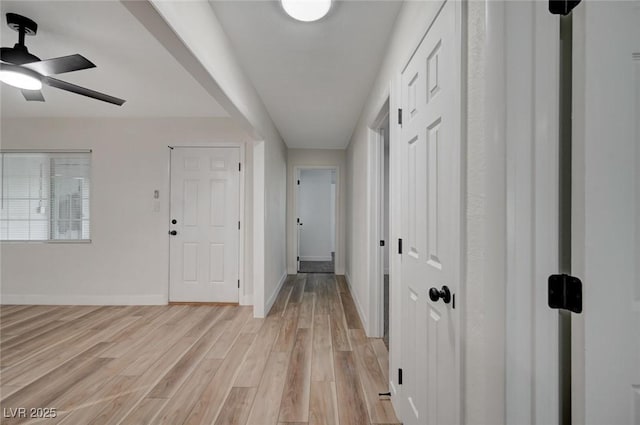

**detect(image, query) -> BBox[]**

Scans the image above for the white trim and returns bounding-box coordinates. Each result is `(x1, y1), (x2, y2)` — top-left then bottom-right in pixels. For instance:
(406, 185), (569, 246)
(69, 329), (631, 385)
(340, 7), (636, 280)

(240, 294), (253, 306)
(264, 271), (288, 317)
(293, 165), (340, 274)
(0, 294), (167, 305)
(389, 69), (403, 407)
(253, 141), (266, 317)
(299, 256), (332, 262)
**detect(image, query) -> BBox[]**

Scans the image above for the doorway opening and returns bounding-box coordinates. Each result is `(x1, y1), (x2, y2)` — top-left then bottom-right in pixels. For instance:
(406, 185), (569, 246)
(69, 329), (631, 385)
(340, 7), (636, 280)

(369, 98), (390, 342)
(295, 167), (337, 274)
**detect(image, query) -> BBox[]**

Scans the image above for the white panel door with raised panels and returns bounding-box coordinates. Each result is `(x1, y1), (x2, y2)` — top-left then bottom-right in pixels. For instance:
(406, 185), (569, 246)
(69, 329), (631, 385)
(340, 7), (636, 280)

(169, 147), (240, 303)
(399, 1), (461, 424)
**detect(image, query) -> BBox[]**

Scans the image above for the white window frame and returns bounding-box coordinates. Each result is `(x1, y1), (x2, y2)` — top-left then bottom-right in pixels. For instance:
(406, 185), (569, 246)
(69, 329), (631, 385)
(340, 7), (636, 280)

(0, 149), (92, 243)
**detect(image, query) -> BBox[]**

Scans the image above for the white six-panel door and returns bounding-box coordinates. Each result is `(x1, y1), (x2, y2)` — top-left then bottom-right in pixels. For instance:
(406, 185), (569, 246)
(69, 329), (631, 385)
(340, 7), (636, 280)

(169, 147), (240, 303)
(399, 1), (461, 424)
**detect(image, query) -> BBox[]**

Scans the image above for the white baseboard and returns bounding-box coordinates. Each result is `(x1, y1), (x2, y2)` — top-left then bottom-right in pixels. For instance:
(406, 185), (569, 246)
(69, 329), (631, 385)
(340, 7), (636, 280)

(0, 294), (167, 305)
(300, 256), (332, 262)
(343, 272), (369, 333)
(263, 272), (288, 317)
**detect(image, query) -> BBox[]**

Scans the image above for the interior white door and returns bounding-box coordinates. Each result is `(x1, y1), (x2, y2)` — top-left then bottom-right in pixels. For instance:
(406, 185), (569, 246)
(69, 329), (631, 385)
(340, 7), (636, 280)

(398, 1), (461, 424)
(169, 147), (240, 303)
(571, 2), (640, 423)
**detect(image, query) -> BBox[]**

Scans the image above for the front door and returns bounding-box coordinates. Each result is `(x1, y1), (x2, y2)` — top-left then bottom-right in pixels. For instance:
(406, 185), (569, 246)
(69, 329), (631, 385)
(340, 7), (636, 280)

(398, 1), (461, 424)
(169, 147), (240, 303)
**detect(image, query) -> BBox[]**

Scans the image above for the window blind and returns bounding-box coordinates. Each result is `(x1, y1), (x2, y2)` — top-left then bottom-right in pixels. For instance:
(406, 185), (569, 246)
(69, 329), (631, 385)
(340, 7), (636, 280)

(0, 152), (91, 241)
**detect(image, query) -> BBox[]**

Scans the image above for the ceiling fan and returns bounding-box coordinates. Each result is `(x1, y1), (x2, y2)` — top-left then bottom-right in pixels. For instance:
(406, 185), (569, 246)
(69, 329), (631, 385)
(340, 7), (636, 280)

(0, 13), (125, 106)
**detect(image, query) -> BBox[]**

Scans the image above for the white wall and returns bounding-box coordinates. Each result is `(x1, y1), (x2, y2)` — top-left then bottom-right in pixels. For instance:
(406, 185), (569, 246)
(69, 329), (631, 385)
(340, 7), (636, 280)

(298, 169), (334, 261)
(262, 138), (288, 316)
(131, 0), (289, 317)
(0, 117), (255, 305)
(287, 149), (346, 275)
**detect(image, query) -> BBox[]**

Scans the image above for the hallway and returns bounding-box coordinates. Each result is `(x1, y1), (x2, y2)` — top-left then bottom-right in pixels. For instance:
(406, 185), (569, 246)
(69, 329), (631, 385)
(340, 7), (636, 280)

(0, 273), (398, 425)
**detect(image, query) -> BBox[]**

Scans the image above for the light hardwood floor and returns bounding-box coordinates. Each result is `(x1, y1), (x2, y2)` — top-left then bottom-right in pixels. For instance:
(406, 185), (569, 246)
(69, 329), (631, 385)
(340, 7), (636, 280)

(0, 274), (400, 425)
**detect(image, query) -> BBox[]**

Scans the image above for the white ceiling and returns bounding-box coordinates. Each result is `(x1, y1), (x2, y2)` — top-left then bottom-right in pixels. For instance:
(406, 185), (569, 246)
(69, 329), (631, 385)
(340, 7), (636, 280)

(0, 1), (228, 118)
(209, 0), (402, 149)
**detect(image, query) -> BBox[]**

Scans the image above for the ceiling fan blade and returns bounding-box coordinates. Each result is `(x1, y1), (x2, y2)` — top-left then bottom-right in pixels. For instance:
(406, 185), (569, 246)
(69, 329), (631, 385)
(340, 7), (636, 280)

(22, 54), (95, 76)
(44, 77), (125, 106)
(22, 90), (45, 102)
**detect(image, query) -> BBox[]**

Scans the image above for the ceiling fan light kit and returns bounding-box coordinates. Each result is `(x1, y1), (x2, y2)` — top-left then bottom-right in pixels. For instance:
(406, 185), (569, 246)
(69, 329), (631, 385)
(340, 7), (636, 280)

(0, 12), (125, 106)
(0, 63), (41, 90)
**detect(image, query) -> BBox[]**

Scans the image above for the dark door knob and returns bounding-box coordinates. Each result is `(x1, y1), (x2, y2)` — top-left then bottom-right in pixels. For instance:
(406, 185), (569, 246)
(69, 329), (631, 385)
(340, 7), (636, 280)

(171, 219), (177, 224)
(429, 285), (451, 304)
(169, 230), (177, 236)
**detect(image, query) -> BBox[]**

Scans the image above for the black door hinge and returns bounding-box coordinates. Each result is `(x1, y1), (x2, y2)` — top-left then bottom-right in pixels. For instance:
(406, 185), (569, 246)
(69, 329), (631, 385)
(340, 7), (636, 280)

(239, 162), (241, 172)
(380, 240), (385, 247)
(238, 279), (240, 288)
(398, 368), (403, 385)
(549, 0), (581, 15)
(297, 179), (300, 185)
(297, 218), (300, 224)
(238, 221), (240, 230)
(548, 274), (582, 313)
(398, 108), (403, 126)
(398, 238), (403, 254)
(297, 256), (300, 261)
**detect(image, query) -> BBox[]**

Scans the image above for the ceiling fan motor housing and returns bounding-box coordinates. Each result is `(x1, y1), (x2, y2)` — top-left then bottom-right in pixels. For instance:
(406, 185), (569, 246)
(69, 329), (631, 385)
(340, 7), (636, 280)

(6, 13), (38, 36)
(2, 13), (40, 65)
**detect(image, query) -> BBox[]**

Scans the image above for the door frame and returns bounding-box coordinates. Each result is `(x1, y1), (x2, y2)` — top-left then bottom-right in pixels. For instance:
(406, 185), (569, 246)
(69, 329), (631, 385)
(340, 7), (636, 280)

(292, 165), (339, 273)
(167, 143), (246, 304)
(367, 99), (390, 338)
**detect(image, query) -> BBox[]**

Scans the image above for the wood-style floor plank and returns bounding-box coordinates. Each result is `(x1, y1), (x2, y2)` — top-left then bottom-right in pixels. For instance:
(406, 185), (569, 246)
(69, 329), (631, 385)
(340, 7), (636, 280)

(333, 350), (369, 425)
(289, 275), (307, 303)
(214, 386), (257, 425)
(182, 333), (255, 425)
(340, 290), (364, 330)
(245, 352), (290, 425)
(309, 380), (339, 425)
(152, 358), (223, 425)
(278, 328), (313, 423)
(311, 314), (334, 382)
(371, 338), (390, 384)
(0, 275), (398, 425)
(328, 293), (351, 352)
(234, 316), (282, 387)
(118, 398), (167, 425)
(272, 302), (300, 352)
(298, 292), (315, 329)
(350, 329), (400, 424)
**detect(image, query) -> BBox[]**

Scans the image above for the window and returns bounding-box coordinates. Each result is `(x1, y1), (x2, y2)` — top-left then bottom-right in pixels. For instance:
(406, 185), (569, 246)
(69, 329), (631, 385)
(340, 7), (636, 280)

(0, 151), (91, 241)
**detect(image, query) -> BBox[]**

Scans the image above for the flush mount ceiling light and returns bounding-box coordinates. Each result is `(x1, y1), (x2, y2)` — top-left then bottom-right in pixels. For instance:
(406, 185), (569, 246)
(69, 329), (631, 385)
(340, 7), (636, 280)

(281, 0), (332, 22)
(0, 63), (42, 90)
